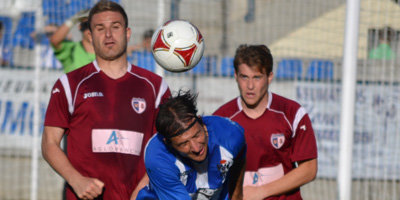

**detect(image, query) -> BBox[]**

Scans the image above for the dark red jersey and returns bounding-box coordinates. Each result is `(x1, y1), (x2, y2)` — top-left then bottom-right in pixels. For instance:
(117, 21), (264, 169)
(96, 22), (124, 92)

(214, 92), (317, 200)
(44, 61), (171, 200)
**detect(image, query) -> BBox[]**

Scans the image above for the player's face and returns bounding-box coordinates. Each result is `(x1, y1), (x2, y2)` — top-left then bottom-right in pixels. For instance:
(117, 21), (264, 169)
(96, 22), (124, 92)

(169, 121), (208, 162)
(235, 63), (273, 109)
(89, 11), (131, 61)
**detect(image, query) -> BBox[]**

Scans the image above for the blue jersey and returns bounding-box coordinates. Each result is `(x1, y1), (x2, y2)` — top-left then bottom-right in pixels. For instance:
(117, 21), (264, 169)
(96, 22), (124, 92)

(138, 116), (245, 200)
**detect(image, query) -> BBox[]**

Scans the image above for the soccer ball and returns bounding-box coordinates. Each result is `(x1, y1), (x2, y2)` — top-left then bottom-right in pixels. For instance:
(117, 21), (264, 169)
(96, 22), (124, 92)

(151, 20), (205, 72)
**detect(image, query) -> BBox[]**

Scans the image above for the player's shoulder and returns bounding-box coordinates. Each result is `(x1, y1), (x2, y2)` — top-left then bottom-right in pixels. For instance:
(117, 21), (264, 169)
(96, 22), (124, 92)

(60, 63), (98, 86)
(129, 64), (163, 82)
(203, 116), (245, 153)
(144, 134), (177, 168)
(213, 97), (240, 117)
(269, 92), (302, 113)
(66, 62), (97, 77)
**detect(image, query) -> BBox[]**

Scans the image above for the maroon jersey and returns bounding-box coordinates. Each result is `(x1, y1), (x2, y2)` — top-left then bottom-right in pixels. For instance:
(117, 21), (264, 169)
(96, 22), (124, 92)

(44, 61), (171, 200)
(213, 92), (317, 200)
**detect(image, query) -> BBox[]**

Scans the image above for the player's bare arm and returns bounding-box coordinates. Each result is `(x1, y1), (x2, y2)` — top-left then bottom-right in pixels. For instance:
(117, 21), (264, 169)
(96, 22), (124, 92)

(243, 158), (317, 200)
(41, 126), (104, 199)
(130, 173), (149, 200)
(229, 150), (246, 200)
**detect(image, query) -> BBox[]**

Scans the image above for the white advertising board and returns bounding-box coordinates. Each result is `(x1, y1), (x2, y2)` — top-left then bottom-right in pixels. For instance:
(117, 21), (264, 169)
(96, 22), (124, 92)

(296, 81), (400, 179)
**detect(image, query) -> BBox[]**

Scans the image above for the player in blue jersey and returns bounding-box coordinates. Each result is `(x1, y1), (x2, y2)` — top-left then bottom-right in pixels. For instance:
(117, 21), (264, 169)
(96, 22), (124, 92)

(137, 90), (246, 200)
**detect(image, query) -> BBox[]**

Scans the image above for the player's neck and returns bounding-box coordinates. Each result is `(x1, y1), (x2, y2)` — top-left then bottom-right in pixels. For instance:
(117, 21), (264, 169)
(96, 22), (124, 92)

(241, 94), (269, 119)
(96, 57), (128, 79)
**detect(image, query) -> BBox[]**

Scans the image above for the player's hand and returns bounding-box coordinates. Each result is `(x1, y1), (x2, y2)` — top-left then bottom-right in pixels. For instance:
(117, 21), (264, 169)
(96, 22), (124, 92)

(243, 185), (265, 200)
(66, 9), (90, 27)
(71, 176), (104, 200)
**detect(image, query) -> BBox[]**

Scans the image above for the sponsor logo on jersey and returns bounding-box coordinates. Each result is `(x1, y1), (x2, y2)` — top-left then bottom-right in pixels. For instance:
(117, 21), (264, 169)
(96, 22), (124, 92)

(132, 97), (146, 114)
(217, 159), (232, 182)
(83, 91), (104, 99)
(106, 130), (127, 145)
(192, 188), (222, 200)
(300, 125), (306, 131)
(252, 173), (259, 184)
(92, 129), (144, 156)
(271, 133), (285, 149)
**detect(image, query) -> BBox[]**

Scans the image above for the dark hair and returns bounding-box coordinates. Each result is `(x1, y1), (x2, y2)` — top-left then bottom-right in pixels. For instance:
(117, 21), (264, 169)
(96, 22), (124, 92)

(156, 90), (202, 139)
(233, 44), (273, 74)
(378, 26), (395, 43)
(79, 20), (89, 32)
(143, 29), (154, 39)
(88, 0), (128, 31)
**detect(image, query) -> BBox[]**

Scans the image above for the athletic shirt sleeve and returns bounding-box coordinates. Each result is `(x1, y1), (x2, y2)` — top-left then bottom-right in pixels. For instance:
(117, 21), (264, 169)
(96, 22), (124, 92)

(144, 136), (191, 200)
(44, 78), (70, 128)
(290, 113), (318, 162)
(147, 165), (191, 200)
(206, 116), (246, 158)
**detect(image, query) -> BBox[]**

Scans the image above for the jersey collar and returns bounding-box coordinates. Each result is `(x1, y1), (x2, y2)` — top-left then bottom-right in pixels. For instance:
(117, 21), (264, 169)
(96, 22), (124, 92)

(236, 91), (273, 111)
(92, 60), (132, 72)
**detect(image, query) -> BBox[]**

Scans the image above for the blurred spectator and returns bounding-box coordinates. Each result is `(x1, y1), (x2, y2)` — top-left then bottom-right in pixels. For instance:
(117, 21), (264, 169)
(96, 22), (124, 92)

(128, 29), (154, 53)
(0, 21), (6, 66)
(369, 26), (396, 60)
(30, 24), (63, 70)
(50, 9), (95, 73)
(127, 29), (156, 72)
(0, 19), (12, 66)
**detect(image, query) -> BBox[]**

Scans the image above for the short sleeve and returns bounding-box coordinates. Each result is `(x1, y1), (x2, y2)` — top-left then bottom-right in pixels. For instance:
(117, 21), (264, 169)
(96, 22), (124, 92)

(146, 164), (191, 200)
(44, 79), (70, 128)
(290, 114), (318, 162)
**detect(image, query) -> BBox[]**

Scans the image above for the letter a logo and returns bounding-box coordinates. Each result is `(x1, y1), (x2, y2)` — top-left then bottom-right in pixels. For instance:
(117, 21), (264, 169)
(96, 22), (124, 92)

(107, 131), (119, 144)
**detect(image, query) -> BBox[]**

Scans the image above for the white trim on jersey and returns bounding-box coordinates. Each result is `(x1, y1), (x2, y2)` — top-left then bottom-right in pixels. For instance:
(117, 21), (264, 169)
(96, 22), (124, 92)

(219, 146), (234, 161)
(93, 60), (132, 72)
(292, 107), (307, 138)
(155, 79), (169, 109)
(127, 61), (132, 71)
(192, 157), (210, 189)
(128, 72), (157, 98)
(60, 74), (73, 115)
(268, 96), (293, 134)
(72, 71), (100, 114)
(93, 60), (101, 72)
(175, 159), (188, 185)
(267, 91), (273, 108)
(236, 97), (242, 111)
(229, 97), (242, 119)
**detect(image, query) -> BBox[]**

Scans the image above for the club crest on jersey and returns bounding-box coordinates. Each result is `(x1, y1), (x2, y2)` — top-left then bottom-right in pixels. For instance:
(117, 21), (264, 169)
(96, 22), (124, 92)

(131, 98), (146, 114)
(217, 160), (232, 182)
(271, 133), (285, 149)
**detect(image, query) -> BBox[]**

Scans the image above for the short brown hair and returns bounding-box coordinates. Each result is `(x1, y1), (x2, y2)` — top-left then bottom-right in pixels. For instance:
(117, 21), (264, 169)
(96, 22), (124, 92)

(233, 44), (273, 74)
(88, 1), (128, 31)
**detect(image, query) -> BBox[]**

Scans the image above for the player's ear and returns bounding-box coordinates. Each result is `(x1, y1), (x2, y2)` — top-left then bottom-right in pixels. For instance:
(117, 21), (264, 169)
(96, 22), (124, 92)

(268, 71), (274, 84)
(87, 29), (92, 43)
(234, 70), (238, 80)
(126, 27), (131, 41)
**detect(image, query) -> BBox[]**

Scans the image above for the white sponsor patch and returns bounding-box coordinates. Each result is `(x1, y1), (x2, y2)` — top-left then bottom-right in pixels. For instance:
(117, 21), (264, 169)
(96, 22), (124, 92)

(92, 129), (144, 156)
(243, 163), (284, 186)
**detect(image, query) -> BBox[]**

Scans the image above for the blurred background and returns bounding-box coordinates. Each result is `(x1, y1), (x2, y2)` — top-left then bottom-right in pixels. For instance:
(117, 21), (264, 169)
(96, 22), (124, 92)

(0, 0), (399, 199)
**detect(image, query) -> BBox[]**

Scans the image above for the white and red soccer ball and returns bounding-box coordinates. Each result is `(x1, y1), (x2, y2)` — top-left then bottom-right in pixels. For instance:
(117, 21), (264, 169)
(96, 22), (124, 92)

(151, 20), (205, 72)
